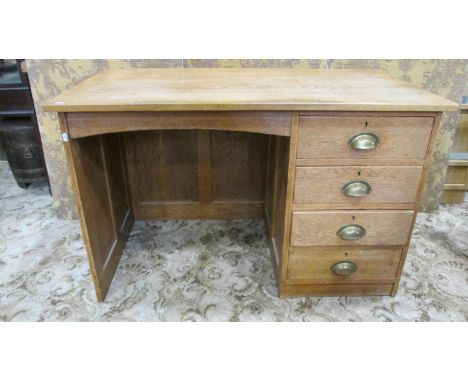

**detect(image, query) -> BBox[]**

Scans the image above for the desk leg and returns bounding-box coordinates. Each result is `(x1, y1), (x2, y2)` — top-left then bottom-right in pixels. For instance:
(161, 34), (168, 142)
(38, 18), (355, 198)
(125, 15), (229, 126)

(59, 114), (134, 302)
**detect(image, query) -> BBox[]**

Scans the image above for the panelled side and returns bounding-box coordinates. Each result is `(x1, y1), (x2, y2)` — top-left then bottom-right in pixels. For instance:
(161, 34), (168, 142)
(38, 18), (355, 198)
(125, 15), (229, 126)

(59, 113), (133, 301)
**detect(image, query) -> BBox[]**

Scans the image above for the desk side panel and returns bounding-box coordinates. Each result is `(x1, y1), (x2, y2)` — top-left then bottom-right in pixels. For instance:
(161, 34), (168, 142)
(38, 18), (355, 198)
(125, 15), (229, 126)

(61, 114), (133, 301)
(264, 135), (291, 289)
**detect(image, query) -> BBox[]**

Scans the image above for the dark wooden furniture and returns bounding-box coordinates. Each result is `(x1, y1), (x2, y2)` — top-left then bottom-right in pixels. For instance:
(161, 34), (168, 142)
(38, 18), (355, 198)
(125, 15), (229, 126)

(0, 59), (48, 188)
(43, 69), (457, 302)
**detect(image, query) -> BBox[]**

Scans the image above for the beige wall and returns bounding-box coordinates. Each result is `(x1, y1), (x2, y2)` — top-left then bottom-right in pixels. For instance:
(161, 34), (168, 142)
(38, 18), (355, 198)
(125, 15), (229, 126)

(27, 59), (468, 219)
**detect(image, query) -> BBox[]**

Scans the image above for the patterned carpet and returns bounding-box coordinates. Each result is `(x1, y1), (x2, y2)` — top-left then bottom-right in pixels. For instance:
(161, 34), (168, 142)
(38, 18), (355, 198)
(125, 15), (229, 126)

(0, 161), (467, 321)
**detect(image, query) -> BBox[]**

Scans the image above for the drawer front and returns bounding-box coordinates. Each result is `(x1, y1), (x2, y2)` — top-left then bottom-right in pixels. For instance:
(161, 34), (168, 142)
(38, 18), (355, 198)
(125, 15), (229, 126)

(0, 88), (34, 112)
(445, 166), (467, 185)
(287, 247), (402, 282)
(290, 210), (414, 246)
(294, 166), (423, 204)
(297, 116), (433, 159)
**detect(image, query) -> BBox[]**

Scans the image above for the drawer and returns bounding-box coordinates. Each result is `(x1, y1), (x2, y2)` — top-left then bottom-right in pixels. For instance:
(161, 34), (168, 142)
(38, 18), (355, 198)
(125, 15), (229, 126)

(445, 166), (467, 185)
(290, 210), (414, 246)
(294, 166), (423, 204)
(0, 88), (34, 113)
(297, 115), (433, 159)
(287, 247), (401, 282)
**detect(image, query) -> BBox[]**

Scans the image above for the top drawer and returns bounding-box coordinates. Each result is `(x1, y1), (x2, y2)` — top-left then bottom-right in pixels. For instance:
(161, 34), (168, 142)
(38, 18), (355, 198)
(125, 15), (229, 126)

(297, 115), (434, 160)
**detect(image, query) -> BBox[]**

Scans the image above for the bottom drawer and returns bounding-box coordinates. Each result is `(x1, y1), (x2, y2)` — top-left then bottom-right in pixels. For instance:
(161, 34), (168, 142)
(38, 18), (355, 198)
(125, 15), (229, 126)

(287, 247), (402, 283)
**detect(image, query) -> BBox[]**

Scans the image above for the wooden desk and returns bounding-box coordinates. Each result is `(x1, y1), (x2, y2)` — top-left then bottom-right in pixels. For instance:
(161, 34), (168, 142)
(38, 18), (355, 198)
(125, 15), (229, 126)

(44, 69), (458, 302)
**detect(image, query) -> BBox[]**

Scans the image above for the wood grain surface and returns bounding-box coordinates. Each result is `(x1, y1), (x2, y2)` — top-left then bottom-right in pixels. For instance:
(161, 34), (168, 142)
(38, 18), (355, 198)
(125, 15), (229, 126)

(43, 69), (458, 112)
(211, 131), (268, 202)
(294, 165), (423, 204)
(281, 283), (394, 297)
(297, 115), (434, 159)
(264, 135), (291, 280)
(66, 111), (292, 138)
(287, 247), (401, 283)
(290, 210), (414, 246)
(124, 129), (269, 220)
(60, 114), (133, 301)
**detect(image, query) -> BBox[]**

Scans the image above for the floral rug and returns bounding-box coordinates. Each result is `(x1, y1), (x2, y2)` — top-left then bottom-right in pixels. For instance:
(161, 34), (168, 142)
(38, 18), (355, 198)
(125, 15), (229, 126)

(0, 162), (467, 321)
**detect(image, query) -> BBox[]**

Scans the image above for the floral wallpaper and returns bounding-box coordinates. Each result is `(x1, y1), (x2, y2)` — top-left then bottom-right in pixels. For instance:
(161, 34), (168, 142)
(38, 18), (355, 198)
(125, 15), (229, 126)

(26, 59), (467, 219)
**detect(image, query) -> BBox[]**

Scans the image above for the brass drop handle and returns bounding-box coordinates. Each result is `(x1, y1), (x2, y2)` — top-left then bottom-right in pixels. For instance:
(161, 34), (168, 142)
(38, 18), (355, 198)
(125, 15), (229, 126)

(330, 261), (358, 276)
(348, 132), (380, 150)
(336, 224), (366, 240)
(341, 180), (372, 197)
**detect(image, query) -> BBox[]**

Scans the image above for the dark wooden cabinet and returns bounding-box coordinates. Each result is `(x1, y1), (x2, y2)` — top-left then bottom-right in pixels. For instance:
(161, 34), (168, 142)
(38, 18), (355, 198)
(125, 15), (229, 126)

(0, 59), (48, 188)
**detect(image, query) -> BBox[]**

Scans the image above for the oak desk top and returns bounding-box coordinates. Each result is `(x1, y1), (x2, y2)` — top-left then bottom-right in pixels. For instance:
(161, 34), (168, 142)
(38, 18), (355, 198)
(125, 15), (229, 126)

(44, 68), (458, 113)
